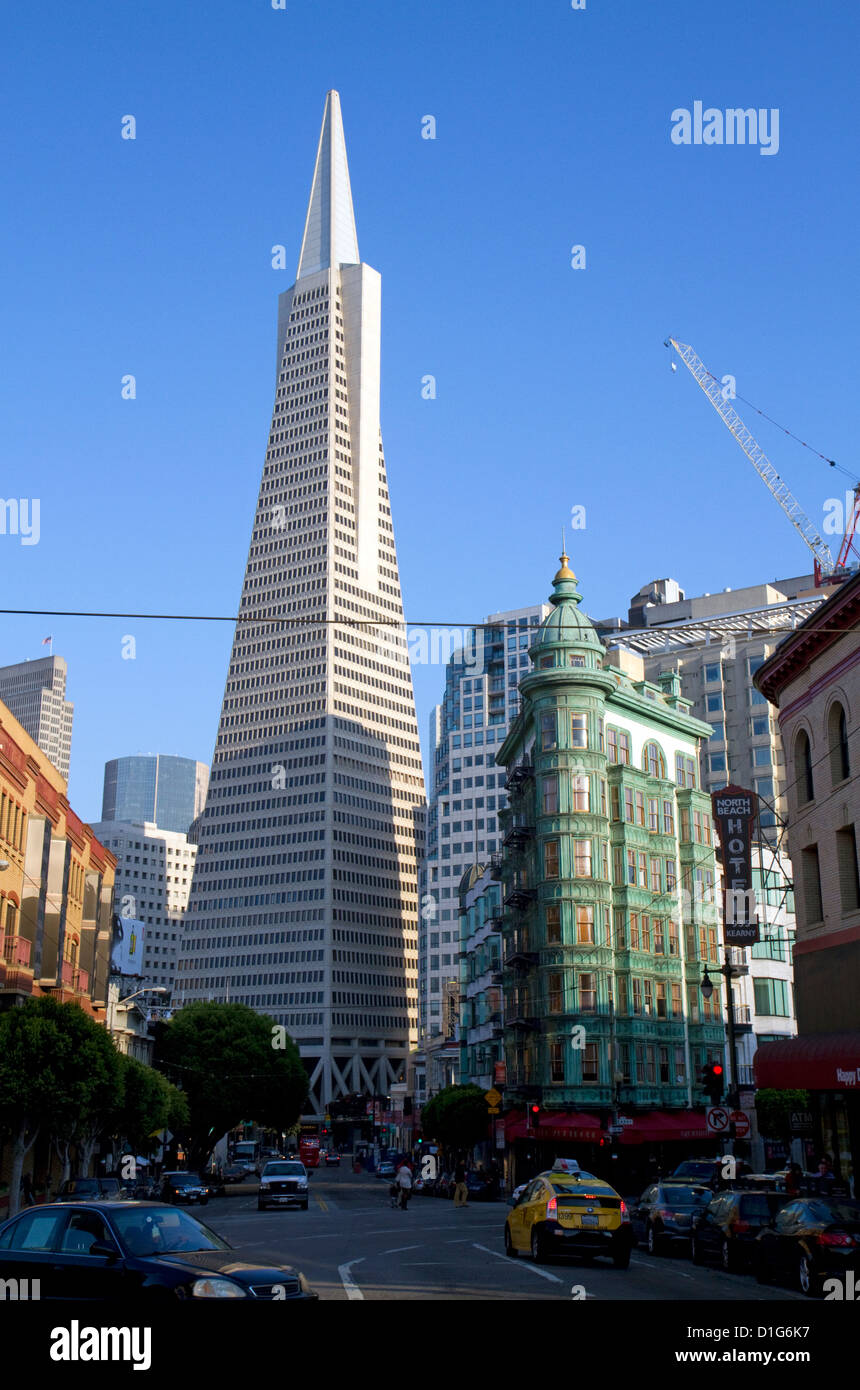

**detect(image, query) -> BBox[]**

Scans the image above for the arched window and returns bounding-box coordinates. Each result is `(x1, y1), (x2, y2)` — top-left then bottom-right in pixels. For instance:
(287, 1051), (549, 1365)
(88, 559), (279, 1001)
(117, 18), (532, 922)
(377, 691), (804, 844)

(643, 741), (665, 779)
(828, 702), (850, 784)
(795, 729), (814, 804)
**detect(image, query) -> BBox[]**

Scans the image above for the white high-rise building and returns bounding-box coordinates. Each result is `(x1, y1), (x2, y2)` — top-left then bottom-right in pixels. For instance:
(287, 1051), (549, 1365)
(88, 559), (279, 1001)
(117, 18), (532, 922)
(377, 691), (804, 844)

(418, 603), (550, 1071)
(0, 656), (73, 779)
(176, 92), (424, 1112)
(93, 820), (198, 992)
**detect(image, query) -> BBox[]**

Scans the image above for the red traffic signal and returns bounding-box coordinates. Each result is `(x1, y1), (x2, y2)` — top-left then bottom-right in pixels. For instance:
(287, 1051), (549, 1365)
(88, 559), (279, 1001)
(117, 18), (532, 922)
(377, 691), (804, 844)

(712, 1064), (723, 1076)
(529, 1104), (540, 1128)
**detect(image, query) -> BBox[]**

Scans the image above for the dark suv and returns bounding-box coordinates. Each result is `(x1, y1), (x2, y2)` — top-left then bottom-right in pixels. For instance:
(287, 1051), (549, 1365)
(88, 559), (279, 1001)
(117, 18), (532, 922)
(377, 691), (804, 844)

(692, 1189), (790, 1271)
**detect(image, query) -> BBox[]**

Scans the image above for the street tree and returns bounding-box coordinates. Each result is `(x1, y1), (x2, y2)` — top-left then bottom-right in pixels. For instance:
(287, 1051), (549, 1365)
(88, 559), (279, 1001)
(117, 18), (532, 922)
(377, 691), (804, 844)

(420, 1083), (489, 1161)
(0, 997), (122, 1216)
(153, 1001), (307, 1170)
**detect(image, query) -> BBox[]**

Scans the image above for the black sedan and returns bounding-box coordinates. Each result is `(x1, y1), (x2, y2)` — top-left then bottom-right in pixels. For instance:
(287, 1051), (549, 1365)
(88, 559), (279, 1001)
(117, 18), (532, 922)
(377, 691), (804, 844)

(632, 1181), (712, 1254)
(0, 1201), (317, 1301)
(692, 1189), (789, 1271)
(754, 1196), (860, 1297)
(160, 1172), (208, 1206)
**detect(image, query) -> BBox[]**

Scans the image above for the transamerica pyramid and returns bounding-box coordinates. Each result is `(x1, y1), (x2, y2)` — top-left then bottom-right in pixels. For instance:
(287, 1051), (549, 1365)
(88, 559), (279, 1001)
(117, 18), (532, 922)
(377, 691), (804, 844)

(176, 92), (425, 1113)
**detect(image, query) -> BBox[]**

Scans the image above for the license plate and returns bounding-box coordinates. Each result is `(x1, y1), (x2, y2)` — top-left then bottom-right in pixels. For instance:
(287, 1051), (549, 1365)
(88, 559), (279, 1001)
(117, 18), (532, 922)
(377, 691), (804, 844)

(580, 1214), (599, 1227)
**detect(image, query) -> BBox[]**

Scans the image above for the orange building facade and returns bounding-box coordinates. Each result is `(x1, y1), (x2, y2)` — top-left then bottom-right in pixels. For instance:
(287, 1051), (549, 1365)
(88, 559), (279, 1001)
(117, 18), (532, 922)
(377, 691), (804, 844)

(0, 699), (116, 1017)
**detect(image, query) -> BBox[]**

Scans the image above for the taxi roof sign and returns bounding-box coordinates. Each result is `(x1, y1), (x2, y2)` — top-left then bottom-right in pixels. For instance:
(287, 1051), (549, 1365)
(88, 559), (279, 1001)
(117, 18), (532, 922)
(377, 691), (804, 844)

(552, 1158), (581, 1174)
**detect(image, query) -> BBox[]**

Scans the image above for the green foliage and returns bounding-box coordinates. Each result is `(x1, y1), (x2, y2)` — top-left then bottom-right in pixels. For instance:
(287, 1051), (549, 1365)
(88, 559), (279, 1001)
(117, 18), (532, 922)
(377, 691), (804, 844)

(420, 1084), (489, 1150)
(0, 996), (121, 1145)
(755, 1088), (810, 1139)
(153, 1001), (307, 1169)
(117, 1055), (185, 1153)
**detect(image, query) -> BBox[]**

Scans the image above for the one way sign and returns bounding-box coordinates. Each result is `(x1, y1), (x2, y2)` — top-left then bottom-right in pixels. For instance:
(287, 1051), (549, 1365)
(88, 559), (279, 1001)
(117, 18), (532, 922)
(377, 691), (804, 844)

(706, 1106), (730, 1134)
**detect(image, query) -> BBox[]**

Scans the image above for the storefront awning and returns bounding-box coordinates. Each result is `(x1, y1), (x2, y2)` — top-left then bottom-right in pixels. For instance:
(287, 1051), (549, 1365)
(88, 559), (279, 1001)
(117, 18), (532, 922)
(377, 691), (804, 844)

(506, 1110), (605, 1142)
(616, 1110), (710, 1145)
(753, 1032), (860, 1090)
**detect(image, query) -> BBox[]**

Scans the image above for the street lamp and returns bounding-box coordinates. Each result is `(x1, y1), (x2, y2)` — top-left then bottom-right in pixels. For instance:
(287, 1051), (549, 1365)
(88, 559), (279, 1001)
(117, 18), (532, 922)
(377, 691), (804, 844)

(700, 969), (714, 1001)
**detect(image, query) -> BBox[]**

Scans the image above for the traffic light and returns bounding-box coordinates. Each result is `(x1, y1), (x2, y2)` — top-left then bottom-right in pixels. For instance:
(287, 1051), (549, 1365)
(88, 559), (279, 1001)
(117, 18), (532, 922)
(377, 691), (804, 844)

(700, 1063), (724, 1105)
(529, 1104), (540, 1130)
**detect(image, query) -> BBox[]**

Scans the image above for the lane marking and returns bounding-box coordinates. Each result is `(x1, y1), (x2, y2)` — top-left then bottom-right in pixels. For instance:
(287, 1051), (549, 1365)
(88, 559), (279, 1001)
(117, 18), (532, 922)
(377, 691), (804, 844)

(471, 1243), (563, 1284)
(379, 1244), (422, 1256)
(338, 1258), (365, 1301)
(316, 1197), (329, 1212)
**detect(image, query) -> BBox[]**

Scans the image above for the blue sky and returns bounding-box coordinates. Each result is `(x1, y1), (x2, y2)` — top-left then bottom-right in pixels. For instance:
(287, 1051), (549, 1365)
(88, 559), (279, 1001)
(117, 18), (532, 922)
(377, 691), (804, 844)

(2, 0), (858, 819)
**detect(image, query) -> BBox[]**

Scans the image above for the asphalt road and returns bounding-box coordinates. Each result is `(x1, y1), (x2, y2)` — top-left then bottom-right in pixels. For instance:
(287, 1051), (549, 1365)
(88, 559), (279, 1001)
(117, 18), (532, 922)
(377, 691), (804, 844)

(202, 1166), (808, 1303)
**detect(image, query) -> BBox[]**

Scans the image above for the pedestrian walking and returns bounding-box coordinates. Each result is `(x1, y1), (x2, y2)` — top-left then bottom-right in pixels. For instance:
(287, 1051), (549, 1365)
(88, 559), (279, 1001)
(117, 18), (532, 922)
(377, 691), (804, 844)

(395, 1160), (413, 1210)
(20, 1173), (35, 1207)
(453, 1160), (468, 1208)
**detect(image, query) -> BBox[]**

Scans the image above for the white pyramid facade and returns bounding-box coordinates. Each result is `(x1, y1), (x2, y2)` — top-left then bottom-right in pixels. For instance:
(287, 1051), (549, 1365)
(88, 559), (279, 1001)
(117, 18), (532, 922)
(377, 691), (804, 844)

(176, 93), (425, 1112)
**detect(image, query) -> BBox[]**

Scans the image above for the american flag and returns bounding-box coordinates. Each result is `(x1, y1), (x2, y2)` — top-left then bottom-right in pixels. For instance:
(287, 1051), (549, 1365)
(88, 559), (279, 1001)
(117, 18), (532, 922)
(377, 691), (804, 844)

(41, 635), (52, 646)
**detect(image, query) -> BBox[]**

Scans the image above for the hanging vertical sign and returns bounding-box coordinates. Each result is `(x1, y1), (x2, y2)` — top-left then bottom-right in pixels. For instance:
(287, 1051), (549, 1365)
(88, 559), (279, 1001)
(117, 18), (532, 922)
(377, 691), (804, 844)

(710, 784), (760, 945)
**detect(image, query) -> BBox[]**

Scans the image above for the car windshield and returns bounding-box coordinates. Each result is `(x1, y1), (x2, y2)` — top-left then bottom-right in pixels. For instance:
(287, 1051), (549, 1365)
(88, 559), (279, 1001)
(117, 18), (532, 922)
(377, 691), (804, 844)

(65, 1179), (99, 1194)
(661, 1186), (712, 1205)
(168, 1174), (201, 1186)
(263, 1163), (305, 1178)
(112, 1206), (230, 1256)
(675, 1164), (714, 1178)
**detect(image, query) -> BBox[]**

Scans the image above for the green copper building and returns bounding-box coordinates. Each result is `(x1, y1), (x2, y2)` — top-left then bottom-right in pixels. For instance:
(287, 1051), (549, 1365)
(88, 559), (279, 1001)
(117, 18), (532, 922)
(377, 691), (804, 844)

(497, 553), (726, 1182)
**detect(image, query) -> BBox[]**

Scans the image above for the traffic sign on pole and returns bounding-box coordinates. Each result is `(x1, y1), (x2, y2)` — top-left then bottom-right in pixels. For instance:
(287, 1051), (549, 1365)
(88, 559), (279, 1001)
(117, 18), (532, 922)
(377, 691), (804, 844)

(706, 1106), (730, 1134)
(730, 1111), (750, 1139)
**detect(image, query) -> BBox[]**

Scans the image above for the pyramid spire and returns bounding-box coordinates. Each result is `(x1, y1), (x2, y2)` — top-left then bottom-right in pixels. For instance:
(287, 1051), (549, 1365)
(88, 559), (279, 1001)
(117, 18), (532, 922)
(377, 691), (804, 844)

(297, 90), (360, 278)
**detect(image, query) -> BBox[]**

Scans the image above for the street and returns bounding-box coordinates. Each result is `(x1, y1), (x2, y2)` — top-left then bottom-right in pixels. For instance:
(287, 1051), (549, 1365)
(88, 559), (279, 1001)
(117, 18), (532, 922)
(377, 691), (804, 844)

(203, 1166), (808, 1302)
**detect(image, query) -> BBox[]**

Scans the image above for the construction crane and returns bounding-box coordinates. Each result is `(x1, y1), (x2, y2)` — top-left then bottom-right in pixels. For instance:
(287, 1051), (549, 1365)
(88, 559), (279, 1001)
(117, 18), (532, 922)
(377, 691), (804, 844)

(665, 337), (859, 586)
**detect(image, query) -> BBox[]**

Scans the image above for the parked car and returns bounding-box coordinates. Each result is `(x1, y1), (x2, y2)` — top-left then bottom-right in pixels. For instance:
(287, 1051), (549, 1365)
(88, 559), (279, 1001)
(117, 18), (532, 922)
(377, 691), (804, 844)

(754, 1196), (860, 1296)
(632, 1181), (713, 1254)
(160, 1172), (208, 1207)
(508, 1183), (528, 1207)
(692, 1188), (790, 1271)
(505, 1160), (634, 1268)
(376, 1162), (396, 1180)
(324, 1151), (341, 1166)
(223, 1162), (252, 1184)
(0, 1201), (317, 1300)
(56, 1177), (123, 1203)
(258, 1160), (309, 1212)
(671, 1158), (753, 1191)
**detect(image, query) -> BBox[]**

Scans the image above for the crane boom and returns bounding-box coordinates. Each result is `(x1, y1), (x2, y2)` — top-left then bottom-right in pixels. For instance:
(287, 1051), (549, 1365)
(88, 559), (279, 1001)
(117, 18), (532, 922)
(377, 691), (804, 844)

(666, 337), (835, 581)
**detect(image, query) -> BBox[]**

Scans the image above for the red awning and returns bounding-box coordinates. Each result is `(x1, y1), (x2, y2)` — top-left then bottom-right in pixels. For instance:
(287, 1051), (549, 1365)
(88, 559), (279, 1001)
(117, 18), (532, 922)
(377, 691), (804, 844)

(506, 1111), (605, 1142)
(754, 1033), (860, 1091)
(616, 1111), (711, 1145)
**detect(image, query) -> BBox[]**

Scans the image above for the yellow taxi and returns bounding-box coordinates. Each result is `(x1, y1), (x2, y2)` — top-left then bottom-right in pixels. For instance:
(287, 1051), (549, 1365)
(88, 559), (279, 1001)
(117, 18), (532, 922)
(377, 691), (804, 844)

(504, 1159), (634, 1268)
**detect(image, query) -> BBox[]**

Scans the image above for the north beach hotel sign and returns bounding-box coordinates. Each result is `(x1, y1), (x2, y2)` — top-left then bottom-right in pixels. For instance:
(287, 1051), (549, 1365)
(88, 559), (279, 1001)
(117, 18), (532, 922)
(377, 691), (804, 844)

(710, 785), (760, 946)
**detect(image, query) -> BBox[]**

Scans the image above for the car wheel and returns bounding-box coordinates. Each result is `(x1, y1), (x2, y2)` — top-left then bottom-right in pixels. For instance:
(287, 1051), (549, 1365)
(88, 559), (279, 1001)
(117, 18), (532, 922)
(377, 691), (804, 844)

(612, 1248), (631, 1270)
(646, 1223), (662, 1256)
(720, 1238), (735, 1273)
(530, 1228), (545, 1263)
(201, 1197), (208, 1207)
(691, 1235), (705, 1266)
(301, 1202), (309, 1210)
(798, 1253), (823, 1298)
(504, 1225), (517, 1259)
